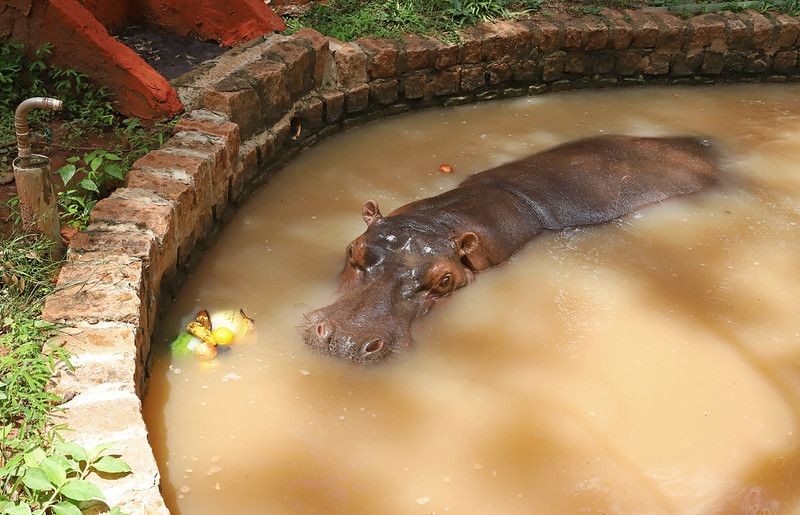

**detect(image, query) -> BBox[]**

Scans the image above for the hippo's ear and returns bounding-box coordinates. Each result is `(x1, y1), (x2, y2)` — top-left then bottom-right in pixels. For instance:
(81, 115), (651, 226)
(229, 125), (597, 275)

(362, 200), (382, 226)
(455, 232), (491, 272)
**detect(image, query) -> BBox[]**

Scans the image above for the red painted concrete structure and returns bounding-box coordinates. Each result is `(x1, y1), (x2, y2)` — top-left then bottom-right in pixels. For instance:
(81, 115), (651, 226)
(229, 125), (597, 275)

(1, 0), (285, 119)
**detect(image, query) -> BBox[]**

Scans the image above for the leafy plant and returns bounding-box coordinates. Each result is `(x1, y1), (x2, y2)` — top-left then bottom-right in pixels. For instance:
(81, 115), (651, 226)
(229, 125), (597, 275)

(0, 234), (65, 460)
(0, 438), (131, 515)
(55, 150), (123, 229)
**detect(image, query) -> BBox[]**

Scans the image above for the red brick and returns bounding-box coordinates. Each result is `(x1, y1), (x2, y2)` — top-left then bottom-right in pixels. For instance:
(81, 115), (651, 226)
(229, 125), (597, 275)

(241, 58), (290, 125)
(429, 38), (459, 69)
(203, 87), (260, 139)
(331, 41), (368, 87)
(125, 169), (196, 248)
(356, 37), (398, 78)
(402, 74), (427, 99)
(745, 10), (776, 50)
(293, 28), (334, 86)
(296, 95), (325, 131)
(400, 34), (433, 71)
(542, 51), (565, 81)
(771, 14), (800, 49)
(563, 19), (587, 50)
(615, 49), (645, 75)
(460, 65), (485, 91)
(564, 51), (587, 73)
(426, 68), (460, 96)
(321, 89), (345, 122)
(131, 150), (212, 217)
(42, 254), (145, 326)
(174, 115), (240, 169)
(478, 23), (509, 61)
(687, 14), (726, 49)
(774, 50), (797, 73)
(628, 10), (658, 48)
(486, 62), (511, 85)
(345, 83), (370, 113)
(726, 16), (750, 49)
(534, 18), (561, 53)
(264, 40), (314, 99)
(603, 10), (633, 50)
(651, 10), (686, 51)
(584, 17), (609, 51)
(644, 51), (671, 75)
(369, 79), (399, 105)
(89, 189), (175, 250)
(459, 28), (483, 64)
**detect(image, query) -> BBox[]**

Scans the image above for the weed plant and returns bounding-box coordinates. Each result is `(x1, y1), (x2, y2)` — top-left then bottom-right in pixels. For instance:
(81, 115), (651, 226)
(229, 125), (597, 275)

(285, 0), (543, 41)
(0, 234), (132, 514)
(0, 234), (65, 459)
(286, 0), (800, 40)
(0, 42), (117, 172)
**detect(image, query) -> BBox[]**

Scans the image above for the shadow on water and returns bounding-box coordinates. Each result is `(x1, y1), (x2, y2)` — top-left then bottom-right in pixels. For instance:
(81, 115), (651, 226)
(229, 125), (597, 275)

(599, 199), (800, 511)
(141, 349), (179, 512)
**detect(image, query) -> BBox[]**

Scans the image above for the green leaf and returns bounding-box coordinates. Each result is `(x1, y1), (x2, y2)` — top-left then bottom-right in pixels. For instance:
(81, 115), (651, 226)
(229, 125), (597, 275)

(65, 156), (80, 163)
(23, 448), (46, 467)
(171, 332), (196, 357)
(90, 456), (131, 475)
(102, 153), (121, 161)
(3, 503), (32, 515)
(79, 179), (99, 193)
(60, 479), (105, 502)
(51, 502), (82, 515)
(104, 163), (124, 180)
(21, 467), (54, 491)
(57, 164), (77, 186)
(89, 157), (103, 172)
(55, 442), (87, 463)
(40, 456), (67, 486)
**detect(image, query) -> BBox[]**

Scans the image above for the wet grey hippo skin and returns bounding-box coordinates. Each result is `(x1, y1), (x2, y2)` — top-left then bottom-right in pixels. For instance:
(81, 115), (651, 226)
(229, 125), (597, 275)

(304, 135), (721, 364)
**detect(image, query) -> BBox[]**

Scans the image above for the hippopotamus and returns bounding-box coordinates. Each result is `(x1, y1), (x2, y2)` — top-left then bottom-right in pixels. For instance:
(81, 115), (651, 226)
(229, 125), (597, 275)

(304, 135), (721, 364)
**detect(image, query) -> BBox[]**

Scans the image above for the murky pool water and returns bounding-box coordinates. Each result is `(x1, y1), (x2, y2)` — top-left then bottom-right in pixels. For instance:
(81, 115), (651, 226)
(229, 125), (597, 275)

(143, 84), (800, 514)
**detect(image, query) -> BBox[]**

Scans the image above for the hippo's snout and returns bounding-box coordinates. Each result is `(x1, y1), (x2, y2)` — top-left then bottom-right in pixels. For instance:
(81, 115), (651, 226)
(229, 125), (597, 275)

(304, 317), (392, 364)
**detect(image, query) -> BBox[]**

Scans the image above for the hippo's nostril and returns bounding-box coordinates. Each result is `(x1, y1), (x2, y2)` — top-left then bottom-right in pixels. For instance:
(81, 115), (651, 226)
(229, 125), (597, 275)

(362, 339), (385, 356)
(316, 322), (332, 341)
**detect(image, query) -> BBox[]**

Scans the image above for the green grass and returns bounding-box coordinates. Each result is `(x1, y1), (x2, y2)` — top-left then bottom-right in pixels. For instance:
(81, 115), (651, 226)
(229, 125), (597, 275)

(0, 42), (118, 174)
(0, 233), (66, 460)
(647, 0), (800, 15)
(285, 0), (543, 42)
(284, 0), (800, 41)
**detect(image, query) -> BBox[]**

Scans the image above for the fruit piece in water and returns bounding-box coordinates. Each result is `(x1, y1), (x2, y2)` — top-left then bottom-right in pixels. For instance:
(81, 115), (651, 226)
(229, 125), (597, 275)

(439, 164), (454, 174)
(171, 332), (200, 357)
(194, 341), (218, 361)
(210, 309), (255, 341)
(212, 327), (235, 346)
(187, 321), (217, 346)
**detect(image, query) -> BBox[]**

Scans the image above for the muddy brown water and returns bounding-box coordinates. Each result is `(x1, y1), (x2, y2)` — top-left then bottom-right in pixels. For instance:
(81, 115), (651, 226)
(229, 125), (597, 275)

(143, 84), (800, 514)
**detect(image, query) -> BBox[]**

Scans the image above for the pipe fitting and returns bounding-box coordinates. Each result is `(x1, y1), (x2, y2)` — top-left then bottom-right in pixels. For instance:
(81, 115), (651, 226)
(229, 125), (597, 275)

(15, 97), (63, 167)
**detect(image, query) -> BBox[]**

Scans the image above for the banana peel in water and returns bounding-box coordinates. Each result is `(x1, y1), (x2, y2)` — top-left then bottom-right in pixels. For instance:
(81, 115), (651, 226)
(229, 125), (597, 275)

(171, 309), (255, 360)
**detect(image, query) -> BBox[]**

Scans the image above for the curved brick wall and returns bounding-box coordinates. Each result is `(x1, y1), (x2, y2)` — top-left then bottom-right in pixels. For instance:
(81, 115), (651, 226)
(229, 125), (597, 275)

(40, 9), (800, 512)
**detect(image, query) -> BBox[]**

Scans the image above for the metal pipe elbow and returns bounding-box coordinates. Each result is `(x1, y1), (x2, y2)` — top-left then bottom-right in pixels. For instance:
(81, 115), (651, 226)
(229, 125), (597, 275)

(15, 97), (63, 164)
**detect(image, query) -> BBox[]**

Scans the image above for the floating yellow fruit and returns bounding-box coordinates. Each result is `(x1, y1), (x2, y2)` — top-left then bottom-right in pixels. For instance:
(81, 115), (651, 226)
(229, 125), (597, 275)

(194, 341), (217, 361)
(210, 309), (255, 341)
(212, 327), (235, 346)
(187, 321), (217, 346)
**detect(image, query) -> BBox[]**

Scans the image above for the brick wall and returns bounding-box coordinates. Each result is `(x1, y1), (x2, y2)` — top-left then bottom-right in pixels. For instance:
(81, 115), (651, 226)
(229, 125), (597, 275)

(40, 9), (800, 512)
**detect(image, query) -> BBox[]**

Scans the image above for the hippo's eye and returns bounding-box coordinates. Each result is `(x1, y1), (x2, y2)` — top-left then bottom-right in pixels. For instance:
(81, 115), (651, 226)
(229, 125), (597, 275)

(431, 273), (453, 295)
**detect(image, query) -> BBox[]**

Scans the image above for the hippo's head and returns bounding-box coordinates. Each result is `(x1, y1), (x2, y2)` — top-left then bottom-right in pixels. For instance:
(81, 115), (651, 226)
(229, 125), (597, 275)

(303, 200), (486, 364)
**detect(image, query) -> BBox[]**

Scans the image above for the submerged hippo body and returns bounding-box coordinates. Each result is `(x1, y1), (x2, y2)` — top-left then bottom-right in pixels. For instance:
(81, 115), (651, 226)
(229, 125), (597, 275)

(304, 135), (721, 364)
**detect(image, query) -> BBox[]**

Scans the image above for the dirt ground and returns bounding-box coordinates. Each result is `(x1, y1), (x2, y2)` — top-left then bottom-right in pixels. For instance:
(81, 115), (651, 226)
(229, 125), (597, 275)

(115, 26), (228, 81)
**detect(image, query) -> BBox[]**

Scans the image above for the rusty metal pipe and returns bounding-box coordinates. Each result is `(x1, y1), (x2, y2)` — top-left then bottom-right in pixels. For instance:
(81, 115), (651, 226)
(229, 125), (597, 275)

(16, 97), (63, 167)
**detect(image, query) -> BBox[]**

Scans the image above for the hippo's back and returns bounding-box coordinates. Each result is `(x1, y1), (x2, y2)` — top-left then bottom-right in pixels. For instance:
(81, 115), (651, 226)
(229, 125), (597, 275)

(462, 135), (721, 230)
